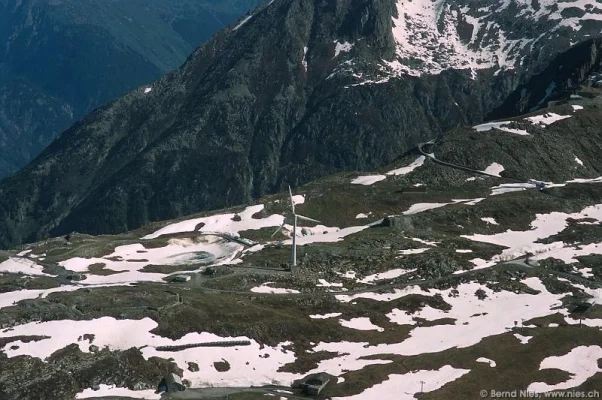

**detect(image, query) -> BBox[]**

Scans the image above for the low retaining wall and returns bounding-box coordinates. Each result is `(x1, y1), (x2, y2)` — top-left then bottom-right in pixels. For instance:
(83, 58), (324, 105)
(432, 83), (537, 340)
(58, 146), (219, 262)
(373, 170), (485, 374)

(156, 340), (251, 352)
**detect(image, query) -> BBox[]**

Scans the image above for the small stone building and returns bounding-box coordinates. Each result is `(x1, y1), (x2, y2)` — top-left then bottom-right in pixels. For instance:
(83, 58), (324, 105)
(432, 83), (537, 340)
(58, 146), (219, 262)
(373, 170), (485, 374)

(158, 372), (186, 392)
(170, 275), (190, 283)
(299, 372), (331, 396)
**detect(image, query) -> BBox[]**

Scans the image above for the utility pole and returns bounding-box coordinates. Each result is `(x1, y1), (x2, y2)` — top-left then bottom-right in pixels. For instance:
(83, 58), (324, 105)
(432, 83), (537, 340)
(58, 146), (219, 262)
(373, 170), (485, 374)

(420, 380), (425, 393)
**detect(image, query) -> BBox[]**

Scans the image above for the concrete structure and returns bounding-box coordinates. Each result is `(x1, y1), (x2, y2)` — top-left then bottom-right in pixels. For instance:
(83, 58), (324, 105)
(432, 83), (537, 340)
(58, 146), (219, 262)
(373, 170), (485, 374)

(300, 373), (331, 396)
(170, 275), (190, 283)
(158, 372), (186, 392)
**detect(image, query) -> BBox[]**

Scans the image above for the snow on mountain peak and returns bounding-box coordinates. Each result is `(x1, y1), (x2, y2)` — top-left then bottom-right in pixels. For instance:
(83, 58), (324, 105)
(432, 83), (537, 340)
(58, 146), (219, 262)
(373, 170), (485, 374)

(359, 0), (602, 81)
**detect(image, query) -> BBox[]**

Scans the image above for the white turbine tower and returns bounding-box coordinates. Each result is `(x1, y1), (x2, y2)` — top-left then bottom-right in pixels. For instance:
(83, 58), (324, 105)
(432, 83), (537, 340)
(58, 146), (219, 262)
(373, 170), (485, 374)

(271, 186), (321, 269)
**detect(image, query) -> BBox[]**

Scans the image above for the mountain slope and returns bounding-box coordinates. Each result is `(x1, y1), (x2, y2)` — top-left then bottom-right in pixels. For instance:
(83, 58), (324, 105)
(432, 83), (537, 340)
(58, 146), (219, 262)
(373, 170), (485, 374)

(1, 0), (602, 249)
(0, 100), (601, 399)
(0, 0), (262, 177)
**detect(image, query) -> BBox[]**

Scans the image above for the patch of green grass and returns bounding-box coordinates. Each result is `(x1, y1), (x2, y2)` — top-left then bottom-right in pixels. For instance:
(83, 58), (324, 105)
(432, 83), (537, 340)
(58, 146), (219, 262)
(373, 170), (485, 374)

(87, 263), (124, 276)
(238, 227), (281, 243)
(237, 245), (292, 269)
(523, 313), (570, 327)
(0, 274), (60, 292)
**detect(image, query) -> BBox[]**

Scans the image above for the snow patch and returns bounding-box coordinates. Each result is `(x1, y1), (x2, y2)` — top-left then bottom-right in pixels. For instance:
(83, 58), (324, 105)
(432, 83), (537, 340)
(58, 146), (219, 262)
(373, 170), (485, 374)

(316, 279), (344, 288)
(332, 365), (469, 400)
(403, 202), (452, 215)
(1, 317), (298, 387)
(0, 257), (53, 277)
(398, 248), (430, 255)
(463, 205), (602, 263)
(351, 156), (426, 185)
(386, 156), (426, 176)
(476, 357), (497, 367)
(358, 268), (418, 284)
(310, 313), (342, 319)
(250, 282), (300, 294)
(526, 113), (571, 127)
(144, 204), (283, 239)
(339, 317), (384, 332)
(320, 278), (567, 376)
(333, 41), (354, 58)
(473, 121), (529, 135)
(482, 162), (505, 177)
(528, 346), (602, 393)
(514, 333), (532, 344)
(351, 175), (386, 185)
(490, 182), (535, 196)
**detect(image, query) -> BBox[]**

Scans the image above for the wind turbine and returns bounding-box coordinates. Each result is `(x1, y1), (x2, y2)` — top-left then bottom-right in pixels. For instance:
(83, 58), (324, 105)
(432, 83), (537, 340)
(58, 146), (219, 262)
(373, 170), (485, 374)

(271, 186), (321, 269)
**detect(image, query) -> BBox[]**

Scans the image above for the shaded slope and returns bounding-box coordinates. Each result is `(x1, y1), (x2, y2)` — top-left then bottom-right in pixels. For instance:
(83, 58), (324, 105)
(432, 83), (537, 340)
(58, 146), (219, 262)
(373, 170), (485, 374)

(1, 0), (601, 248)
(488, 38), (602, 120)
(0, 0), (261, 177)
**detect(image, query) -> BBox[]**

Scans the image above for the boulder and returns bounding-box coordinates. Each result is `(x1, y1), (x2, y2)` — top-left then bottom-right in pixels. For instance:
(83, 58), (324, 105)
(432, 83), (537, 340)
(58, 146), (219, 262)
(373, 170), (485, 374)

(381, 215), (414, 230)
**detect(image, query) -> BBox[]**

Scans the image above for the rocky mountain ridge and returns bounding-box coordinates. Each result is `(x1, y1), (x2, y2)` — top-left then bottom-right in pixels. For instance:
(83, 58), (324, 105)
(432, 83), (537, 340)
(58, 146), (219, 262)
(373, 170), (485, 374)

(1, 0), (601, 249)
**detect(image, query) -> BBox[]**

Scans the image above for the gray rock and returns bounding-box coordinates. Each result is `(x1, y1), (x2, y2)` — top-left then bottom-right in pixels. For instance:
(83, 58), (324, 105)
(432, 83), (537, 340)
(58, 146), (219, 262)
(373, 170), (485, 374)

(187, 362), (200, 372)
(381, 215), (415, 230)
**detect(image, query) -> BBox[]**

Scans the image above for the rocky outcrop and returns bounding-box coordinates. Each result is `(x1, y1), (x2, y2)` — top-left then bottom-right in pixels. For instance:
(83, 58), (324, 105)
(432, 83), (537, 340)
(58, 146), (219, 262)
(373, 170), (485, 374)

(489, 38), (602, 119)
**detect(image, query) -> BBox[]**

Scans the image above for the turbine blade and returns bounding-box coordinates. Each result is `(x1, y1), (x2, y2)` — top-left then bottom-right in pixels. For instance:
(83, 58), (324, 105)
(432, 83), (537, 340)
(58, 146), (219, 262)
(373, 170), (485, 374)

(296, 214), (321, 224)
(271, 222), (285, 238)
(288, 185), (295, 213)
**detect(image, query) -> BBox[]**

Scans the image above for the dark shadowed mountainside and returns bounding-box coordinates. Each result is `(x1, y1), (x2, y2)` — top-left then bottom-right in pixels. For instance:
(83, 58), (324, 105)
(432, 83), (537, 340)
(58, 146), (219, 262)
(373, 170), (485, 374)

(0, 0), (262, 177)
(1, 0), (602, 248)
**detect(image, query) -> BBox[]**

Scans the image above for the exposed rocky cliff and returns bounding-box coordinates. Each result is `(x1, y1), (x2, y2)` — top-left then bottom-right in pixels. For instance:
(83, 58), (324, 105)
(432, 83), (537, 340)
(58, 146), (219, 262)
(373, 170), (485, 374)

(1, 0), (601, 248)
(0, 0), (261, 177)
(489, 38), (602, 119)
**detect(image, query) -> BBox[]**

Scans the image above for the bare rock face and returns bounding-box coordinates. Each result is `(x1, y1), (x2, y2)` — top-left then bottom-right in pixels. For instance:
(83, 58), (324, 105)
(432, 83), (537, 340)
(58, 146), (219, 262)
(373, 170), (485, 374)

(1, 0), (602, 248)
(0, 345), (179, 400)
